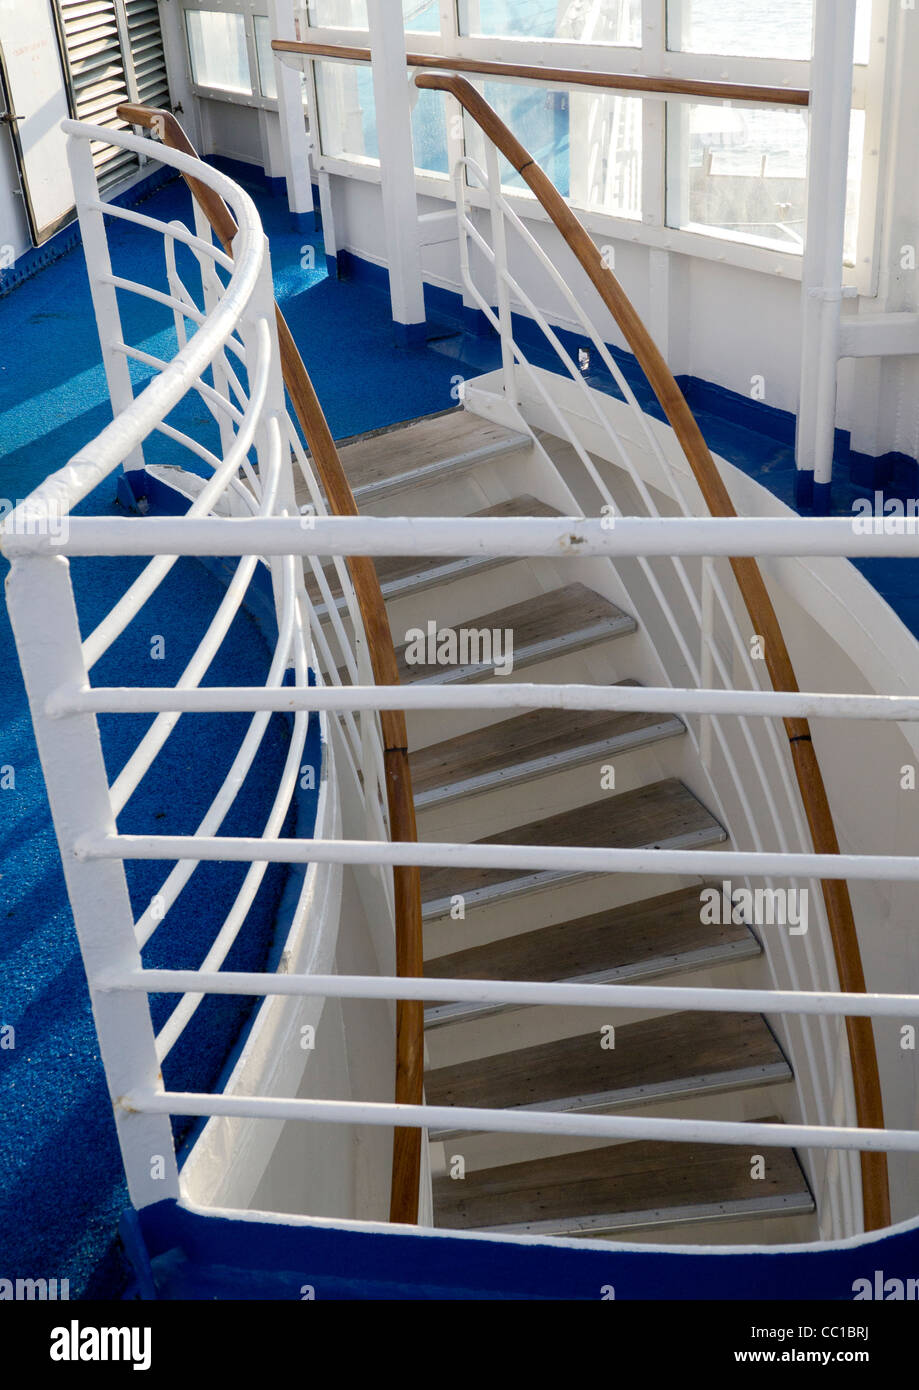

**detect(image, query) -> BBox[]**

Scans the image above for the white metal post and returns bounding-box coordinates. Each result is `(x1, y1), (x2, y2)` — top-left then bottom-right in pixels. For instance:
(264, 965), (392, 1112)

(366, 0), (427, 342)
(486, 144), (516, 406)
(66, 134), (147, 482)
(6, 554), (180, 1210)
(269, 0), (318, 231)
(796, 0), (858, 511)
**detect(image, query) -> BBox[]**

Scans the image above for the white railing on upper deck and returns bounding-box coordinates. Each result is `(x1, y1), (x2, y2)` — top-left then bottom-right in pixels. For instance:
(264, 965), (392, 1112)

(5, 121), (919, 1245)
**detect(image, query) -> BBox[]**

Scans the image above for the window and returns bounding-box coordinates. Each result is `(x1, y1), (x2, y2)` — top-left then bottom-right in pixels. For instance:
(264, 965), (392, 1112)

(315, 60), (377, 163)
(306, 0), (435, 28)
(666, 103), (865, 263)
(254, 15), (278, 100)
(315, 59), (450, 177)
(667, 0), (873, 65)
(185, 10), (252, 94)
(457, 0), (641, 45)
(306, 0), (368, 24)
(465, 80), (641, 221)
(301, 0), (882, 278)
(54, 0), (171, 192)
(412, 85), (450, 178)
(403, 0), (440, 35)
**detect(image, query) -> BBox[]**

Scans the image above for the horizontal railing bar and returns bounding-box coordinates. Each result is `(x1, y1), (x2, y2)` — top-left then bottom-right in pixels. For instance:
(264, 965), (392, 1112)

(127, 1087), (919, 1154)
(271, 39), (811, 108)
(79, 833), (919, 882)
(7, 515), (919, 559)
(51, 683), (919, 722)
(87, 199), (235, 273)
(100, 967), (919, 1020)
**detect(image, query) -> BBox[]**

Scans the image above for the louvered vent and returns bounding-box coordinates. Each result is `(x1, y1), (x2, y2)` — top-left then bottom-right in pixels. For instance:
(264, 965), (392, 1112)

(55, 0), (170, 193)
(125, 0), (170, 109)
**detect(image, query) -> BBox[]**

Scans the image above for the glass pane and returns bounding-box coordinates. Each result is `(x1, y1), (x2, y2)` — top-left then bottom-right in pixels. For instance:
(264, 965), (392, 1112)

(665, 103), (865, 262)
(315, 61), (449, 176)
(254, 16), (277, 100)
(667, 0), (872, 64)
(306, 0), (369, 25)
(306, 0), (438, 31)
(315, 60), (378, 162)
(185, 10), (252, 94)
(457, 0), (641, 45)
(403, 0), (441, 33)
(465, 80), (641, 220)
(412, 85), (449, 176)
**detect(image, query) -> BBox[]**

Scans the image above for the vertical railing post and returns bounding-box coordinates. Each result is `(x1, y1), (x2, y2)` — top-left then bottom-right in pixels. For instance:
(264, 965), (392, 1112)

(366, 0), (427, 343)
(66, 133), (146, 486)
(796, 0), (858, 512)
(5, 549), (180, 1211)
(268, 0), (318, 232)
(485, 142), (517, 407)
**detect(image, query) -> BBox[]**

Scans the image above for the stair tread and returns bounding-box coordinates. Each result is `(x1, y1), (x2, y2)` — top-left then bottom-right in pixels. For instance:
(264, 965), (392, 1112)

(315, 410), (529, 501)
(426, 1010), (790, 1116)
(395, 582), (636, 685)
(420, 778), (726, 913)
(304, 496), (561, 613)
(424, 886), (760, 1016)
(411, 687), (683, 806)
(433, 1120), (813, 1233)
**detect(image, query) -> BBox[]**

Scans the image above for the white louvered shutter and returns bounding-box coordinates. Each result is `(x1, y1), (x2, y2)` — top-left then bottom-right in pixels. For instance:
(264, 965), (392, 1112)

(124, 0), (170, 110)
(55, 0), (170, 193)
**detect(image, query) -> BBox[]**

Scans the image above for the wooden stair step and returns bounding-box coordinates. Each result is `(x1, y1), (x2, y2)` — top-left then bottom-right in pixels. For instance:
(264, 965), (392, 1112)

(433, 1120), (814, 1236)
(411, 687), (684, 810)
(423, 885), (761, 1028)
(395, 582), (636, 686)
(426, 1011), (791, 1139)
(299, 410), (532, 507)
(421, 778), (726, 919)
(305, 496), (561, 618)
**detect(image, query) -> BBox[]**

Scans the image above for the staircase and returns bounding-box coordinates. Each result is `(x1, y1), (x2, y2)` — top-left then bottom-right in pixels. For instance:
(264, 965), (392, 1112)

(296, 407), (816, 1244)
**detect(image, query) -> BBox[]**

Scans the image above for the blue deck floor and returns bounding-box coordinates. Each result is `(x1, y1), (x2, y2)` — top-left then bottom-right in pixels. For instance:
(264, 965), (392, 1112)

(0, 168), (463, 1298)
(1, 159), (917, 1301)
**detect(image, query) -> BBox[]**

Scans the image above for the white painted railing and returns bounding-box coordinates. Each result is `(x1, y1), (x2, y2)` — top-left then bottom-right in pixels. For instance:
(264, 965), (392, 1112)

(2, 121), (395, 1212)
(6, 121), (919, 1243)
(438, 137), (883, 1236)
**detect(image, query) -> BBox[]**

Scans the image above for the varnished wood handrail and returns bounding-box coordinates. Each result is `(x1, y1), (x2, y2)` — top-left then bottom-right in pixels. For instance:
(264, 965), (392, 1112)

(116, 103), (424, 1225)
(413, 73), (889, 1233)
(272, 37), (810, 107)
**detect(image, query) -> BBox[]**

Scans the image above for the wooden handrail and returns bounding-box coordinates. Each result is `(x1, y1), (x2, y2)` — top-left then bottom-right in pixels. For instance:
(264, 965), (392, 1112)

(413, 72), (890, 1233)
(116, 103), (424, 1226)
(272, 38), (810, 107)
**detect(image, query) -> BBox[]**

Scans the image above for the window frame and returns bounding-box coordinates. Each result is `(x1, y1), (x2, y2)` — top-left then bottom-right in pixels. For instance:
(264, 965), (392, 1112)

(300, 0), (888, 293)
(179, 1), (280, 112)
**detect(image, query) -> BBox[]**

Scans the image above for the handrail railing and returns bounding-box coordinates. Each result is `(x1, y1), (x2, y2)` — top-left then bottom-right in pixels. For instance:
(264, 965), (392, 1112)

(117, 103), (424, 1226)
(271, 38), (810, 107)
(414, 71), (889, 1232)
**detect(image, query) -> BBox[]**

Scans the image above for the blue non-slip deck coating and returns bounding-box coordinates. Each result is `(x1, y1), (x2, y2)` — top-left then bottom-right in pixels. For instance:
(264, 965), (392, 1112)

(0, 161), (466, 1299)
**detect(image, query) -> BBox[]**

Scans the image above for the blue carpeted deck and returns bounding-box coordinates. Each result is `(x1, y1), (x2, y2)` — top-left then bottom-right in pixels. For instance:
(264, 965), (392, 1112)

(0, 166), (465, 1299)
(2, 156), (917, 1302)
